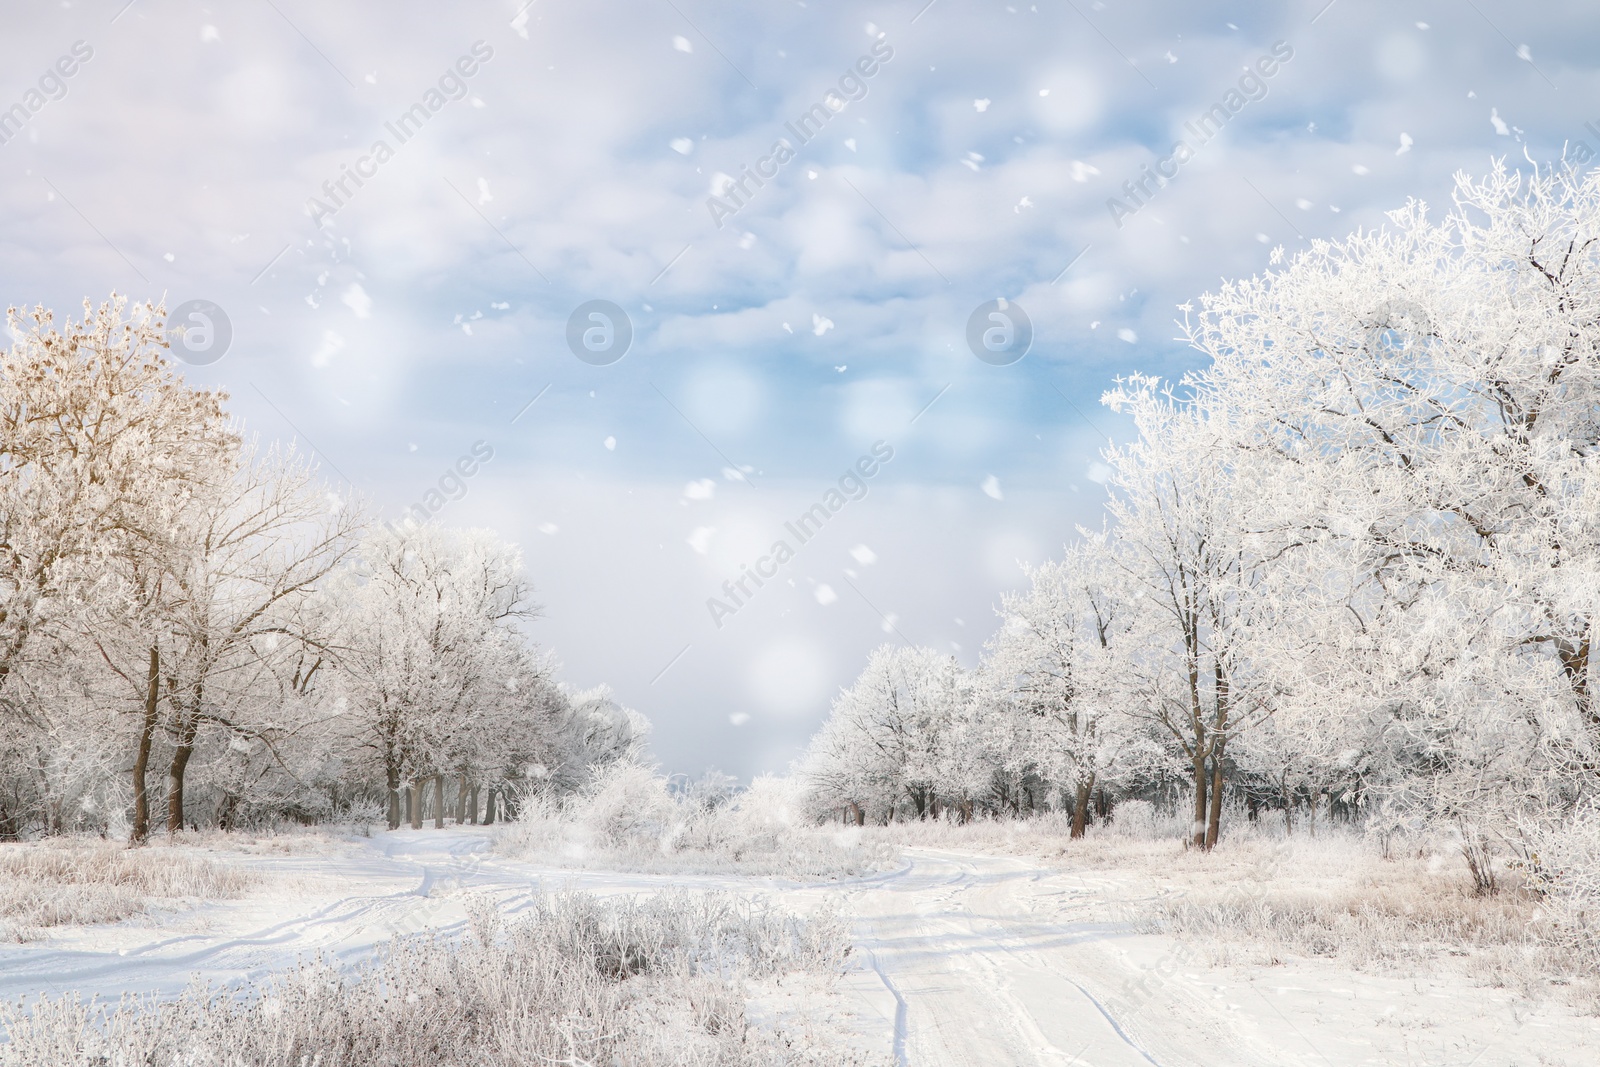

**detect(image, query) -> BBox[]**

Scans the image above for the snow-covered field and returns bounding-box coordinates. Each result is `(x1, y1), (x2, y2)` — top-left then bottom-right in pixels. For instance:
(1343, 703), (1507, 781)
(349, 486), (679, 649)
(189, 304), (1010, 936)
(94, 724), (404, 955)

(3, 829), (1596, 1066)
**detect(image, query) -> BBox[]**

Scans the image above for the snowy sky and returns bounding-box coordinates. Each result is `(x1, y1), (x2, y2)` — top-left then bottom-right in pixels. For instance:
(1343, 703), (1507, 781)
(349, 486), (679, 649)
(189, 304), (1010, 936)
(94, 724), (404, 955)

(2, 0), (1594, 778)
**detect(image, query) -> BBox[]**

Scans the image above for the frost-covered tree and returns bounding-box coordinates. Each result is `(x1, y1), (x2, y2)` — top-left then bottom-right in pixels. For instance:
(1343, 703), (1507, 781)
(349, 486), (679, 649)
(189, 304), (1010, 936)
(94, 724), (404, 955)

(1100, 379), (1278, 849)
(0, 296), (236, 837)
(798, 162), (1600, 888)
(0, 295), (643, 839)
(329, 525), (535, 829)
(1179, 161), (1600, 862)
(984, 538), (1129, 836)
(800, 646), (972, 823)
(0, 296), (232, 718)
(154, 445), (361, 832)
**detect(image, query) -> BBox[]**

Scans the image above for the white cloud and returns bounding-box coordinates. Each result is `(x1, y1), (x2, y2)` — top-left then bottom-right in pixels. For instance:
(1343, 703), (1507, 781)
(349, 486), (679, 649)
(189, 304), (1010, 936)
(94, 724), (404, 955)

(340, 283), (372, 319)
(311, 330), (345, 368)
(982, 474), (1003, 500)
(687, 526), (715, 554)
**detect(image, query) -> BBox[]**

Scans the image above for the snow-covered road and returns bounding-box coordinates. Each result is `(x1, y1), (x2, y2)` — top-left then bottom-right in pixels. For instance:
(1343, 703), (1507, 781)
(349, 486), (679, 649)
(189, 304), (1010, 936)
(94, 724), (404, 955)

(2, 832), (1597, 1066)
(841, 847), (1600, 1067)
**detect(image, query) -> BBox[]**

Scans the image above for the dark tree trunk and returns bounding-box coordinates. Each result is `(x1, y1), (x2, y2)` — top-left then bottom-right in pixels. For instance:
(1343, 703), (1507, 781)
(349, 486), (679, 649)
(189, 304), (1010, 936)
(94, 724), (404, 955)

(132, 645), (159, 843)
(1190, 748), (1208, 850)
(1204, 666), (1230, 850)
(469, 785), (480, 824)
(386, 764), (402, 830)
(455, 775), (468, 824)
(1070, 776), (1095, 840)
(484, 786), (497, 825)
(1205, 743), (1225, 849)
(167, 727), (195, 834)
(433, 775), (445, 829)
(410, 780), (423, 830)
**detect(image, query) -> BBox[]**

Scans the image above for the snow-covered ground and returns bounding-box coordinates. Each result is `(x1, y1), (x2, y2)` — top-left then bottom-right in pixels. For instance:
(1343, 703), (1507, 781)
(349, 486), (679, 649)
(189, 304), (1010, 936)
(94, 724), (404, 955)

(3, 830), (1597, 1066)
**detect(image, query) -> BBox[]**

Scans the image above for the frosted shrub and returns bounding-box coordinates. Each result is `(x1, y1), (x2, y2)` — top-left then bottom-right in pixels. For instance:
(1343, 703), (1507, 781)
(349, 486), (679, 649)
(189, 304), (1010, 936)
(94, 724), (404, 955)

(0, 889), (880, 1067)
(578, 761), (681, 849)
(499, 767), (898, 878)
(1108, 799), (1157, 838)
(1522, 802), (1600, 968)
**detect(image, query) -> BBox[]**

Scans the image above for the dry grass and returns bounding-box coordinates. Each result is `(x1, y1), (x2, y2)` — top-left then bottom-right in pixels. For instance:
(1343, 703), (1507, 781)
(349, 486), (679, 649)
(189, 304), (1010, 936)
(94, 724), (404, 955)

(1133, 835), (1600, 1008)
(0, 889), (885, 1067)
(0, 837), (257, 941)
(1126, 837), (1532, 961)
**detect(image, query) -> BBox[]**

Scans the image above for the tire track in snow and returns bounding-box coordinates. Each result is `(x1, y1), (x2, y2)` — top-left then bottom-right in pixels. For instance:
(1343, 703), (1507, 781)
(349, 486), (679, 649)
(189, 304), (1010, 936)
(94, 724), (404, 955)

(864, 945), (910, 1067)
(846, 848), (1281, 1067)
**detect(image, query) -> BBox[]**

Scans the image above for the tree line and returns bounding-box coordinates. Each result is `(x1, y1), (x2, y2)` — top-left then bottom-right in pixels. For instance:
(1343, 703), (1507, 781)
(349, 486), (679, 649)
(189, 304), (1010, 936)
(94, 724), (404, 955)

(803, 163), (1600, 879)
(0, 296), (643, 840)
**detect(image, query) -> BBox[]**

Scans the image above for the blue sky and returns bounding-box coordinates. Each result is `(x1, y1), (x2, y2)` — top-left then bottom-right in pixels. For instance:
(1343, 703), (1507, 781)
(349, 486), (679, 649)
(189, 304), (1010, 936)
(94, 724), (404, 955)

(2, 0), (1593, 777)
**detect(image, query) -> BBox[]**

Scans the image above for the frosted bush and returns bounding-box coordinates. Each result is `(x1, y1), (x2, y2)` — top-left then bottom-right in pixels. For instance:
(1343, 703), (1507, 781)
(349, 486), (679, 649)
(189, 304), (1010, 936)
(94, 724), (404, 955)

(0, 889), (882, 1067)
(578, 761), (682, 849)
(1521, 802), (1600, 968)
(1108, 799), (1157, 838)
(499, 766), (898, 878)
